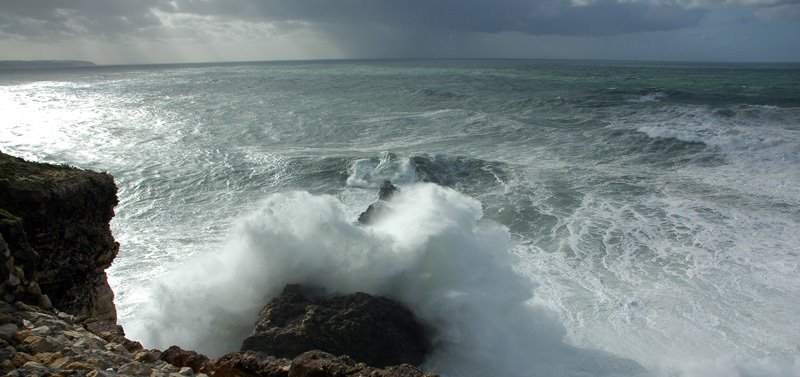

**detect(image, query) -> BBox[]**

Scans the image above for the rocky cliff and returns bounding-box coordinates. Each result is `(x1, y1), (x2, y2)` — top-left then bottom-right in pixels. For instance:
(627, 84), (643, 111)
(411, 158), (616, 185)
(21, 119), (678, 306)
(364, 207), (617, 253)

(0, 151), (118, 322)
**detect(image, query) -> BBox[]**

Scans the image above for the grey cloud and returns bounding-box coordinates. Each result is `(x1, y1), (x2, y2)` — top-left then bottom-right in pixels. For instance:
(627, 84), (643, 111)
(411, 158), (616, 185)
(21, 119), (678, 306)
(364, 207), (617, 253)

(164, 0), (706, 36)
(754, 3), (800, 20)
(149, 0), (707, 58)
(0, 0), (161, 39)
(0, 0), (794, 61)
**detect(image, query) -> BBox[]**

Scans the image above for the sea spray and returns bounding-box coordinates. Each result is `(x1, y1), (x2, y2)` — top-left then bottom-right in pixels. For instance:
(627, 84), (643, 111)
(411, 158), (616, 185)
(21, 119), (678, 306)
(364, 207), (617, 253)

(346, 153), (421, 188)
(127, 183), (644, 376)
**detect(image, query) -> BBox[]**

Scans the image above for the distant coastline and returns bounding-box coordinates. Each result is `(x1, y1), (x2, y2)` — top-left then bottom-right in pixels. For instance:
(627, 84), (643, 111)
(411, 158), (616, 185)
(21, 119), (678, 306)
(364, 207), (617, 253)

(0, 60), (96, 69)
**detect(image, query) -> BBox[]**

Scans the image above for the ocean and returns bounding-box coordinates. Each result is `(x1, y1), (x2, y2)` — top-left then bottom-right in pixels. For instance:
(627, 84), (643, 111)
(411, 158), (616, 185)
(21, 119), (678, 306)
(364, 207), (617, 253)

(1, 59), (798, 376)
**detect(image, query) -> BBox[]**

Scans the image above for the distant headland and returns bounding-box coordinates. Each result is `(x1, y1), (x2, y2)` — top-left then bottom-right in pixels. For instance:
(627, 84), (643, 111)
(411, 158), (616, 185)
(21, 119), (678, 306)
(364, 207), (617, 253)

(0, 60), (96, 69)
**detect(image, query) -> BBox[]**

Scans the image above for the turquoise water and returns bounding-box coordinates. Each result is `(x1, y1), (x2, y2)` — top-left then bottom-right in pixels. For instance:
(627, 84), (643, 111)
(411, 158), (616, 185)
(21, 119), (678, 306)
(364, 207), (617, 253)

(1, 60), (799, 376)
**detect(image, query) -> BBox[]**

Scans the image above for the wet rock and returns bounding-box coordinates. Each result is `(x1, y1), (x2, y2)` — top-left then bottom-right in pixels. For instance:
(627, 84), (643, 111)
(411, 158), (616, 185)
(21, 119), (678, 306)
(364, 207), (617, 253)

(242, 284), (429, 368)
(357, 180), (399, 224)
(378, 180), (399, 201)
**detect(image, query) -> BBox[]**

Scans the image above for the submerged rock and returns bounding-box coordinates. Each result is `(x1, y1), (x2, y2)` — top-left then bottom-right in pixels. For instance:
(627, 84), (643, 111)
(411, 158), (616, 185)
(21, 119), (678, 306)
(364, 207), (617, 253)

(241, 284), (429, 368)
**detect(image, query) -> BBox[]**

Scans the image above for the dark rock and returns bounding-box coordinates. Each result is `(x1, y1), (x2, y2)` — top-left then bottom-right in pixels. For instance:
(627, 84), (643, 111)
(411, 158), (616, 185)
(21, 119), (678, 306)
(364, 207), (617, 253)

(288, 350), (366, 377)
(357, 180), (399, 225)
(290, 350), (435, 377)
(212, 350), (434, 377)
(0, 211), (45, 308)
(356, 202), (389, 224)
(378, 180), (398, 201)
(241, 285), (429, 368)
(160, 345), (210, 373)
(211, 350), (291, 377)
(0, 151), (118, 322)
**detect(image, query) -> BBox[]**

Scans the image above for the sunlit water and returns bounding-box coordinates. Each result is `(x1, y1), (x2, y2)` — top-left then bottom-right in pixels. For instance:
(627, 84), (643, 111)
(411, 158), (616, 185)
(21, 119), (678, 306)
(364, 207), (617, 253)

(1, 60), (799, 376)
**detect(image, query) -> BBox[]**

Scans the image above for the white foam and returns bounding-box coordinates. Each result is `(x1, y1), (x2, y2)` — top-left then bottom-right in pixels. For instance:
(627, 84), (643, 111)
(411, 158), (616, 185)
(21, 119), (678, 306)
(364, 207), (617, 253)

(629, 105), (800, 204)
(627, 92), (667, 103)
(126, 184), (644, 376)
(515, 186), (800, 377)
(346, 153), (421, 188)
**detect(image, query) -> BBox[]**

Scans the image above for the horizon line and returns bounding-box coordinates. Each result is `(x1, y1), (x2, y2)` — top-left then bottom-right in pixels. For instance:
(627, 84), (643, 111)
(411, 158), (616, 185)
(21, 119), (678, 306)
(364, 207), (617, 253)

(2, 57), (800, 69)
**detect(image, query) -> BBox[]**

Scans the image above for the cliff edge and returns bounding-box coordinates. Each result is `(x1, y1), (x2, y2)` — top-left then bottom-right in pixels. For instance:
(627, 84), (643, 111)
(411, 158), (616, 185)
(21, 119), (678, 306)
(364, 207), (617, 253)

(0, 151), (118, 322)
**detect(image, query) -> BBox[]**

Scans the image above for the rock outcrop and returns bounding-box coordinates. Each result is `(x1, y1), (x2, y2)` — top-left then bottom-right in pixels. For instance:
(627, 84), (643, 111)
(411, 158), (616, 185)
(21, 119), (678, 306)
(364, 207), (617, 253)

(241, 284), (429, 368)
(357, 180), (398, 224)
(0, 151), (119, 322)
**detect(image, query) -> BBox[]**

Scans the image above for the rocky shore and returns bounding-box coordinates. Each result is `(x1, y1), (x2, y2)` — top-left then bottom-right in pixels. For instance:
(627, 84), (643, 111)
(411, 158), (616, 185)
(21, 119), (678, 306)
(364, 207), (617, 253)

(0, 151), (436, 377)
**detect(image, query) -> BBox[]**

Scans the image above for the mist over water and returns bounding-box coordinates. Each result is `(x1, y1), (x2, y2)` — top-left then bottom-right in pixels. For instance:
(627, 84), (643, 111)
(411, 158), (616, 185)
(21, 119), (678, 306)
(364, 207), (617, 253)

(1, 60), (798, 376)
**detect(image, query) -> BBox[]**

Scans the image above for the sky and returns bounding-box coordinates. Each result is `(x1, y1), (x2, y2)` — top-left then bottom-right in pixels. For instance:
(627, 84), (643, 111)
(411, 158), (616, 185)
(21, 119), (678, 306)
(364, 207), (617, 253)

(0, 0), (798, 64)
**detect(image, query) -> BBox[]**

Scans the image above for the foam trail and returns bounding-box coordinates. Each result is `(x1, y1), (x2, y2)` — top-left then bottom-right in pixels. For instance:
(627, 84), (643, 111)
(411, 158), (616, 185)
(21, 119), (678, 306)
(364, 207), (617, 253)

(128, 183), (644, 376)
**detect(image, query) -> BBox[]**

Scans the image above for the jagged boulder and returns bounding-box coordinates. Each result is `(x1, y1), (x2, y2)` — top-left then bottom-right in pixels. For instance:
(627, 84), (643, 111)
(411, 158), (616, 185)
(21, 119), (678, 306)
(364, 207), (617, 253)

(241, 285), (429, 368)
(0, 151), (119, 322)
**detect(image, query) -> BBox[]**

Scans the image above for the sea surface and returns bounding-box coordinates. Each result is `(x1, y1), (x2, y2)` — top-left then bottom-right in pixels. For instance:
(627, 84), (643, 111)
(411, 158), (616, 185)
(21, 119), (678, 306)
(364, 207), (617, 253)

(1, 60), (798, 377)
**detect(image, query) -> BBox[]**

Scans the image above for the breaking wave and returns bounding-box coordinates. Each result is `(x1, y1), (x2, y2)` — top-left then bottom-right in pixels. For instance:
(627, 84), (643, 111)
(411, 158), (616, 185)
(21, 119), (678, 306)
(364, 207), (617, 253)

(127, 183), (644, 377)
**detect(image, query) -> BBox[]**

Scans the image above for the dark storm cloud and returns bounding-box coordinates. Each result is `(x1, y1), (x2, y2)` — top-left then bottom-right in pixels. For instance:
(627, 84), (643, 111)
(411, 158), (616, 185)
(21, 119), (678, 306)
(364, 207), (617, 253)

(0, 0), (709, 40)
(0, 0), (795, 58)
(165, 0), (706, 36)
